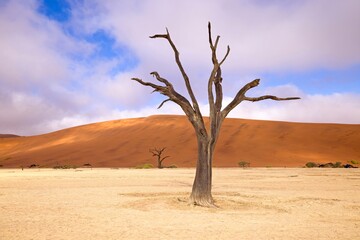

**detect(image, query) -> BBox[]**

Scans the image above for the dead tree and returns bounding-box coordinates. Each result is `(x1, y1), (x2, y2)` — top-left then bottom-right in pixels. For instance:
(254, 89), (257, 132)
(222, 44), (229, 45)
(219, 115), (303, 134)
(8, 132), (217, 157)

(149, 147), (170, 168)
(132, 22), (300, 207)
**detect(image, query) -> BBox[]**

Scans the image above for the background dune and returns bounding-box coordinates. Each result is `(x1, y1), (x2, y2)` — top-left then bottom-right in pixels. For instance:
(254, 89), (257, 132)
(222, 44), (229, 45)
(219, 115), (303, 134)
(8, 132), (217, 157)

(0, 115), (359, 168)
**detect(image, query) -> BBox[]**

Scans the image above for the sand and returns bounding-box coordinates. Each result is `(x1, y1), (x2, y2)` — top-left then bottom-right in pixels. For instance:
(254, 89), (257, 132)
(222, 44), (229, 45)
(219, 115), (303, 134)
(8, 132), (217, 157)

(1, 168), (359, 239)
(1, 115), (360, 168)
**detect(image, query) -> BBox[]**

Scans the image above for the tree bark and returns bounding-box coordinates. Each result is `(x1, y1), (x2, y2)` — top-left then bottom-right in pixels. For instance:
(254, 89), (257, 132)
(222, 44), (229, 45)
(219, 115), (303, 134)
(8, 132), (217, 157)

(189, 136), (215, 207)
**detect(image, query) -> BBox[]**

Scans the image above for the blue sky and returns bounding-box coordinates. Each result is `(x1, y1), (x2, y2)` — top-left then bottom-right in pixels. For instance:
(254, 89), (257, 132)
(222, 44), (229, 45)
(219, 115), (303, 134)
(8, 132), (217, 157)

(0, 0), (359, 135)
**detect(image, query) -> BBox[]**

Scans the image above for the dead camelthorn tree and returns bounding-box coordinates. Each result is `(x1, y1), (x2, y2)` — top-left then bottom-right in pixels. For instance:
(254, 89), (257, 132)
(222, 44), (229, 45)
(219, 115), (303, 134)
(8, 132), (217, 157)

(132, 22), (300, 207)
(149, 147), (170, 169)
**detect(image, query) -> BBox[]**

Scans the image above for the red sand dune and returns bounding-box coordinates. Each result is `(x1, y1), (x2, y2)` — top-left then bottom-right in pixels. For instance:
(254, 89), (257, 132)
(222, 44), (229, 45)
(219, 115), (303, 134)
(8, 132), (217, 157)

(0, 134), (20, 138)
(0, 115), (359, 168)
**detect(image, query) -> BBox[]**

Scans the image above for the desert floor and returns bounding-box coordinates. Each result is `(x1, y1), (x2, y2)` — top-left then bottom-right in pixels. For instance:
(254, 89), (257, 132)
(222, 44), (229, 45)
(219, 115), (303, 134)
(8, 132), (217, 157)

(0, 168), (359, 240)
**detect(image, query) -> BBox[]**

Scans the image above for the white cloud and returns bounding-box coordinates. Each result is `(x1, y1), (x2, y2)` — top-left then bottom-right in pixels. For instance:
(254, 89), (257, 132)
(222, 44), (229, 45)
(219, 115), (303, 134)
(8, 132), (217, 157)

(0, 0), (94, 135)
(76, 0), (360, 73)
(0, 90), (63, 135)
(0, 0), (359, 136)
(89, 71), (149, 107)
(0, 1), (93, 89)
(225, 89), (360, 124)
(42, 88), (360, 136)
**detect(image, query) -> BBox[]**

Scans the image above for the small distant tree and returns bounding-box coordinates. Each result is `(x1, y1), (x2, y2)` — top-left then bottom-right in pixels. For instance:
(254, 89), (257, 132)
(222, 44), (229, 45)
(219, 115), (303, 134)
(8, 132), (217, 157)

(150, 147), (170, 169)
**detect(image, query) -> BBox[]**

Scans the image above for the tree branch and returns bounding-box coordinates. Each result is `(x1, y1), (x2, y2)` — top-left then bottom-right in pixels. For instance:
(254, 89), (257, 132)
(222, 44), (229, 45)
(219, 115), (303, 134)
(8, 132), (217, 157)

(150, 71), (173, 87)
(160, 156), (170, 163)
(157, 98), (171, 109)
(222, 78), (300, 118)
(150, 147), (166, 156)
(149, 29), (202, 117)
(221, 79), (259, 117)
(131, 75), (196, 121)
(214, 68), (223, 110)
(219, 45), (230, 66)
(244, 96), (301, 102)
(131, 77), (166, 93)
(207, 22), (225, 114)
(208, 22), (214, 48)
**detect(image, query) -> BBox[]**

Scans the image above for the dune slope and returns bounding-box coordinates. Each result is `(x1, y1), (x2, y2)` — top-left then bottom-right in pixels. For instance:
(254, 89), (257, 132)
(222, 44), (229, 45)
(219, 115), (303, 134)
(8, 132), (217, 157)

(0, 115), (359, 168)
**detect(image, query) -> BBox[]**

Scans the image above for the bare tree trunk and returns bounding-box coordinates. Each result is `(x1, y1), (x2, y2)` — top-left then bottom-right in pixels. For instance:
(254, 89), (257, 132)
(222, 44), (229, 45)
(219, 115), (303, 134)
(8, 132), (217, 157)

(189, 136), (214, 207)
(157, 155), (162, 168)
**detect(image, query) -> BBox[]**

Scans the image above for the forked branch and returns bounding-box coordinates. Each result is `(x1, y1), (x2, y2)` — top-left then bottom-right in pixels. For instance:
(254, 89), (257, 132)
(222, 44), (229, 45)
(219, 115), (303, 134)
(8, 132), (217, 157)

(131, 76), (194, 114)
(207, 22), (229, 115)
(150, 71), (173, 87)
(149, 29), (201, 116)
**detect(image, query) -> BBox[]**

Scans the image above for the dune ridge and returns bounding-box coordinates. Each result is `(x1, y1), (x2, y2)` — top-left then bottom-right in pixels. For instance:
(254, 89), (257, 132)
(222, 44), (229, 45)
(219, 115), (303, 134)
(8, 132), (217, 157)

(0, 134), (20, 138)
(0, 115), (359, 168)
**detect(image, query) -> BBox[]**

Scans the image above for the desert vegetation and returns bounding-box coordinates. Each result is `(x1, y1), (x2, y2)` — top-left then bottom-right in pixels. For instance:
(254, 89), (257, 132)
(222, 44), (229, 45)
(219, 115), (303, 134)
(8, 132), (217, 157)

(135, 163), (154, 169)
(53, 164), (78, 169)
(349, 160), (359, 165)
(28, 164), (40, 168)
(305, 161), (358, 168)
(149, 147), (170, 168)
(238, 161), (251, 168)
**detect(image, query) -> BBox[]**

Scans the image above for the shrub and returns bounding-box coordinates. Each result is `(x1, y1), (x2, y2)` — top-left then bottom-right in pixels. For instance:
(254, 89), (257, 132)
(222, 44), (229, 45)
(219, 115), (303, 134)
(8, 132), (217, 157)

(334, 162), (342, 168)
(344, 164), (358, 168)
(349, 160), (359, 165)
(238, 161), (250, 168)
(28, 164), (40, 168)
(167, 164), (178, 168)
(305, 162), (318, 168)
(53, 165), (77, 169)
(135, 163), (154, 169)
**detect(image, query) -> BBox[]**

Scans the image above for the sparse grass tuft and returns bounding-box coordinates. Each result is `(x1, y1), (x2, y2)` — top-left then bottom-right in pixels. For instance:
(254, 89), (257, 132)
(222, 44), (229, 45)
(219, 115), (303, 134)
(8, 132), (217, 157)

(305, 162), (318, 168)
(53, 165), (77, 169)
(349, 160), (359, 165)
(135, 163), (154, 169)
(334, 162), (342, 168)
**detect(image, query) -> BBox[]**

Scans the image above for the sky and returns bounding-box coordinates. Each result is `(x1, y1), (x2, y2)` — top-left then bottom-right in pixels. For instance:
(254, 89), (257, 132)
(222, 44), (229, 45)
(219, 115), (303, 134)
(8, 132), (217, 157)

(0, 0), (359, 135)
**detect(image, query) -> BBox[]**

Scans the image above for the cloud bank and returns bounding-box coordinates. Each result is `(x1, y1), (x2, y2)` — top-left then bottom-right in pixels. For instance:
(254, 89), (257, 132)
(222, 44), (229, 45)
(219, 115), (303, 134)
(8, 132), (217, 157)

(0, 0), (359, 135)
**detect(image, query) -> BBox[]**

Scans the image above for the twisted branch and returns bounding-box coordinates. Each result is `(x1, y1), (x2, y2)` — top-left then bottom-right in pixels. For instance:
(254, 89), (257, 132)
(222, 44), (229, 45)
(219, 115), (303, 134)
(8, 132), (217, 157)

(131, 74), (195, 119)
(150, 29), (202, 117)
(244, 96), (301, 102)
